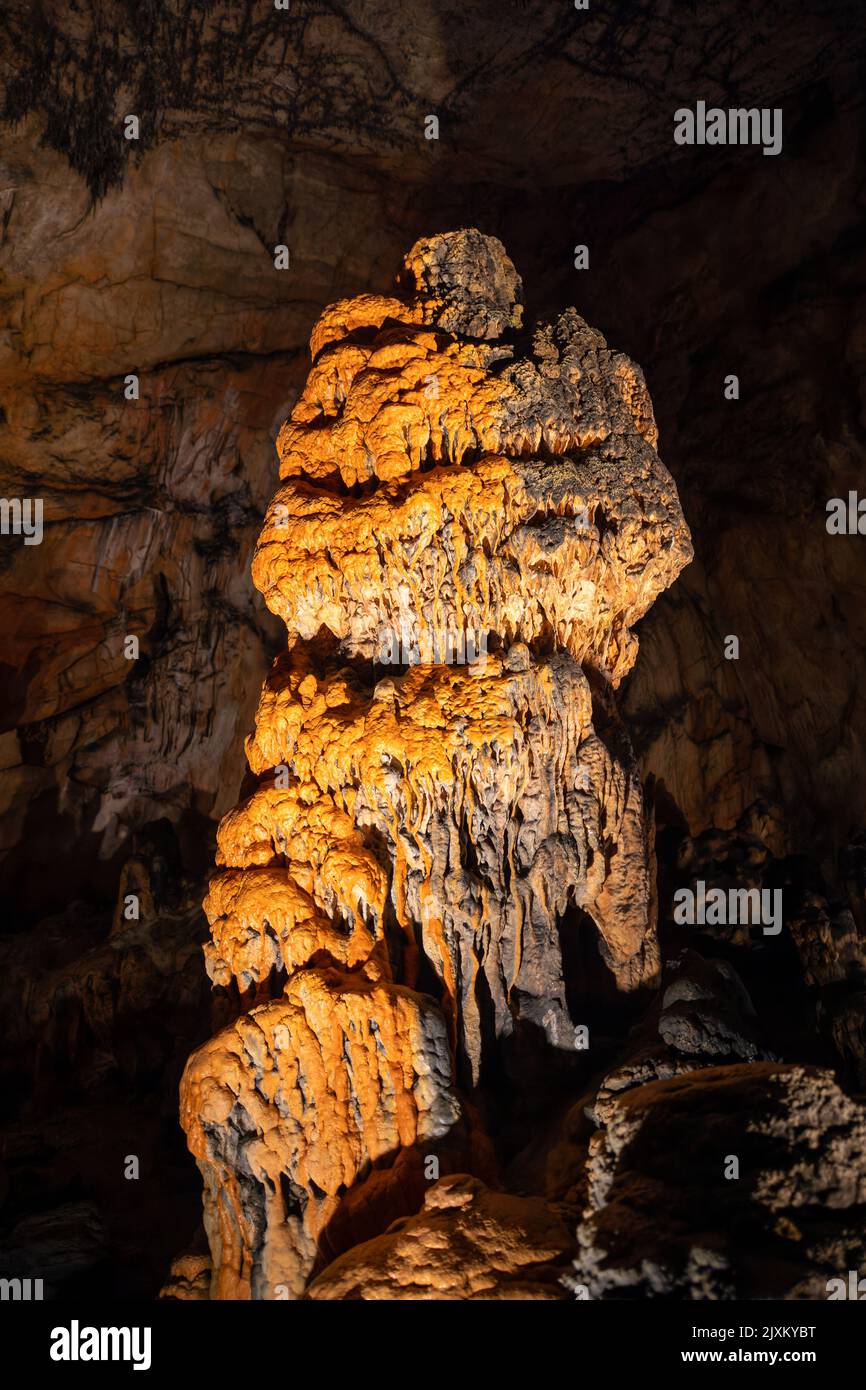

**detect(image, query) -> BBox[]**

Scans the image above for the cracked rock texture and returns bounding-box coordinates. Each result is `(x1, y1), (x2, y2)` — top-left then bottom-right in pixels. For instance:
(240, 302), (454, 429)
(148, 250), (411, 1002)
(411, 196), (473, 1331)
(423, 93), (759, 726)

(179, 231), (690, 1296)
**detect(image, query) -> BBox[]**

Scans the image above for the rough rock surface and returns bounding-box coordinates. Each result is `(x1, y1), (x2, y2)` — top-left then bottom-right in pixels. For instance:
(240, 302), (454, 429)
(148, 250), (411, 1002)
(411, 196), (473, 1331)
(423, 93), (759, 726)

(214, 648), (658, 1082)
(179, 231), (691, 1297)
(182, 970), (459, 1297)
(306, 1174), (573, 1301)
(568, 1063), (866, 1300)
(664, 811), (866, 1084)
(158, 1232), (211, 1302)
(257, 231), (689, 682)
(586, 949), (772, 1127)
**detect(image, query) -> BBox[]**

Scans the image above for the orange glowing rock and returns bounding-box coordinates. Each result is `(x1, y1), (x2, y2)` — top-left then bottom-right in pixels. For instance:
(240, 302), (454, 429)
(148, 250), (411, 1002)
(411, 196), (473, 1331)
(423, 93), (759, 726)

(179, 229), (692, 1299)
(181, 969), (459, 1298)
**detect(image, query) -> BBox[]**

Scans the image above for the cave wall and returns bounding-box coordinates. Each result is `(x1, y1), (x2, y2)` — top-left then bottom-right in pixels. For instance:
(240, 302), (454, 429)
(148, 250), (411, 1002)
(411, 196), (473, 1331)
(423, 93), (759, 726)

(1, 0), (864, 1296)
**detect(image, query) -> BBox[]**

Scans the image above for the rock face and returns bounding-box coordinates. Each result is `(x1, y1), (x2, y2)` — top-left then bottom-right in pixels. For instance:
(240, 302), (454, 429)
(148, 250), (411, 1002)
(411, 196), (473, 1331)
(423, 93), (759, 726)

(568, 1063), (866, 1300)
(4, 3), (864, 1304)
(256, 231), (687, 683)
(179, 230), (692, 1297)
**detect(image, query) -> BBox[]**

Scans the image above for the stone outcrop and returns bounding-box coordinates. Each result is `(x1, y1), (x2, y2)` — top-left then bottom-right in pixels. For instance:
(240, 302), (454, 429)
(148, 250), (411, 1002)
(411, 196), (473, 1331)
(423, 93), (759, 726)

(179, 230), (692, 1298)
(585, 948), (772, 1127)
(256, 231), (687, 684)
(567, 1063), (866, 1300)
(305, 1174), (573, 1301)
(665, 810), (866, 1084)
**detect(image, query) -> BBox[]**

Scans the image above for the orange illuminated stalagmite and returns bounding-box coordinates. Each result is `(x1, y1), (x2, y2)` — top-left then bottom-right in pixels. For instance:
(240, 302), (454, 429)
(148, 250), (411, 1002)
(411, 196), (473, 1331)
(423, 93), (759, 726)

(178, 230), (693, 1299)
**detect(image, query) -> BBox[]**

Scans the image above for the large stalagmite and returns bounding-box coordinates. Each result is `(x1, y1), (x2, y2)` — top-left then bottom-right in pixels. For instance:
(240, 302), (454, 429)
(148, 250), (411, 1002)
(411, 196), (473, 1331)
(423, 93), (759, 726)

(179, 230), (693, 1298)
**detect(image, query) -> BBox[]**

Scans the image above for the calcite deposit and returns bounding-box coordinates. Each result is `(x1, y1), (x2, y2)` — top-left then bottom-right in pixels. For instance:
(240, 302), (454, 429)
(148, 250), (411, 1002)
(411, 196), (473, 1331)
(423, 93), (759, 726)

(255, 234), (688, 684)
(181, 970), (459, 1298)
(179, 229), (692, 1298)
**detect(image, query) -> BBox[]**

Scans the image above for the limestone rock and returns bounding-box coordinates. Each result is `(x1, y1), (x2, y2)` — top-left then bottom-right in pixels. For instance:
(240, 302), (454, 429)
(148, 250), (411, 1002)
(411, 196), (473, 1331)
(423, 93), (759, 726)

(2, 2), (864, 1304)
(159, 1233), (212, 1301)
(570, 1063), (866, 1299)
(216, 649), (658, 1083)
(667, 810), (866, 1081)
(0, 1200), (107, 1290)
(180, 230), (691, 1298)
(306, 1174), (573, 1301)
(588, 949), (770, 1127)
(181, 969), (460, 1298)
(257, 241), (691, 685)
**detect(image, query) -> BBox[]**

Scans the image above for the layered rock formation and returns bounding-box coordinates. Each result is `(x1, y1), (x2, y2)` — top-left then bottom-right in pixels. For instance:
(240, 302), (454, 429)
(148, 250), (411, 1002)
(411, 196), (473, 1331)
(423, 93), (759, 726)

(179, 230), (692, 1298)
(3, 2), (865, 1304)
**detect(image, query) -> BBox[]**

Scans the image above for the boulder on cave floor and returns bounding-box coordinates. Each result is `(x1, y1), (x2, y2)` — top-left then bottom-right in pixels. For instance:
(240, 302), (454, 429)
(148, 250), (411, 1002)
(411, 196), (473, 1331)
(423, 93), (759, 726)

(568, 1062), (866, 1300)
(305, 1174), (574, 1301)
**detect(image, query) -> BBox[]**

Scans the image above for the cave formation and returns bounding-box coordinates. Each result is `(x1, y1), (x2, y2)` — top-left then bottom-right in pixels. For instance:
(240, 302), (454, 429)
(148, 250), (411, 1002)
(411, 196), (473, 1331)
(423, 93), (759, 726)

(2, 0), (866, 1313)
(175, 230), (692, 1298)
(169, 228), (866, 1303)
